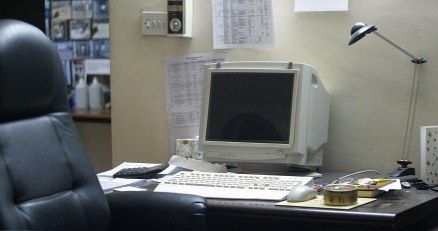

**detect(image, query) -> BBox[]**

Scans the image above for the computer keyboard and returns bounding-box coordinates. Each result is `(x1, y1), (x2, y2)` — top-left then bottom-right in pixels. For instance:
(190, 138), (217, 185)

(154, 171), (314, 200)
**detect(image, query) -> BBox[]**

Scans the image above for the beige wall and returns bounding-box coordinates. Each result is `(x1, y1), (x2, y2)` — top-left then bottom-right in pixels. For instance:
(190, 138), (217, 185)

(109, 0), (438, 173)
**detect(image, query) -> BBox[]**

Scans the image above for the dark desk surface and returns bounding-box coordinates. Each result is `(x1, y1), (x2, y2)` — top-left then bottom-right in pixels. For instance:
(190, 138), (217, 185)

(203, 172), (438, 231)
(140, 169), (438, 231)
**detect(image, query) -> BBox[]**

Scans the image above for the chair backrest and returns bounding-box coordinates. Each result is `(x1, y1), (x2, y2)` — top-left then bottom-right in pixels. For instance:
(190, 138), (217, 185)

(0, 19), (110, 231)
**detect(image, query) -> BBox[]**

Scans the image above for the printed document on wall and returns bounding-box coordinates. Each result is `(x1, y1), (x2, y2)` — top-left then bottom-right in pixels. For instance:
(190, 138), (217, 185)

(295, 0), (349, 12)
(212, 0), (274, 49)
(164, 52), (228, 154)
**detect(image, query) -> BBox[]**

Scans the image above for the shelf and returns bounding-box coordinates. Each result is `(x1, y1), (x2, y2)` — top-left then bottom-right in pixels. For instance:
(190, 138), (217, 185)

(71, 109), (111, 123)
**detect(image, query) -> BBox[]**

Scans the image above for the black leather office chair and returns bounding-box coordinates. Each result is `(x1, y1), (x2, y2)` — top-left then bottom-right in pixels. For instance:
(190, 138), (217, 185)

(0, 19), (207, 231)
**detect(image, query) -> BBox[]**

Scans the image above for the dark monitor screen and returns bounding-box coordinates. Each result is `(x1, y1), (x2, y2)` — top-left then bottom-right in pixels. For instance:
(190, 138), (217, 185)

(205, 72), (294, 144)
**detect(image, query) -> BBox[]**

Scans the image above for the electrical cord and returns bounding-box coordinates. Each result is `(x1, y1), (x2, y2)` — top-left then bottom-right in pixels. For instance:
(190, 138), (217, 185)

(331, 170), (382, 184)
(330, 170), (438, 193)
(412, 181), (438, 192)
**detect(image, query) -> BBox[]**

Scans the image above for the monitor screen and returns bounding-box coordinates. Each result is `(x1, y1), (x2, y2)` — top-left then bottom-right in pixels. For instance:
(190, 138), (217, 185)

(206, 72), (294, 145)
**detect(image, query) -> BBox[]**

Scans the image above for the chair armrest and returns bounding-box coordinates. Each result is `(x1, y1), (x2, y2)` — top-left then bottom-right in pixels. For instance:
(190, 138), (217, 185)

(106, 191), (207, 231)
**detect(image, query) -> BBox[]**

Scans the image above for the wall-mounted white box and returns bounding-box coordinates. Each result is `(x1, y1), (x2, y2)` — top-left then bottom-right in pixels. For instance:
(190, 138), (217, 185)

(141, 12), (168, 36)
(141, 0), (193, 38)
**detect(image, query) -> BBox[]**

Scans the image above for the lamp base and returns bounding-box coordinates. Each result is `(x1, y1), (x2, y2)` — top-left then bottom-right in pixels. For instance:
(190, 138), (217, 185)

(387, 159), (415, 178)
(388, 167), (415, 178)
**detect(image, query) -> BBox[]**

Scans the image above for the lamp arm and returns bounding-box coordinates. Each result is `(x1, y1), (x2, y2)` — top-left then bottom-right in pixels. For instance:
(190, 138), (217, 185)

(373, 31), (426, 64)
(402, 63), (423, 160)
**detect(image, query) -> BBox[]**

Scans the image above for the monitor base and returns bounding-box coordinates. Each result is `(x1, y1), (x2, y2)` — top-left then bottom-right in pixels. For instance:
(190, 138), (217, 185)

(227, 162), (322, 177)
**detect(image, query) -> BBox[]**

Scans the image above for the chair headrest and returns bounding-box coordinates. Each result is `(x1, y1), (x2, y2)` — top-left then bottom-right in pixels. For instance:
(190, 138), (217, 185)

(0, 19), (69, 123)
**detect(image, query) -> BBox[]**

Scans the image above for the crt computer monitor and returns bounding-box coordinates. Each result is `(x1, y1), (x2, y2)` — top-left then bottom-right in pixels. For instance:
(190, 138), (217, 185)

(198, 61), (330, 173)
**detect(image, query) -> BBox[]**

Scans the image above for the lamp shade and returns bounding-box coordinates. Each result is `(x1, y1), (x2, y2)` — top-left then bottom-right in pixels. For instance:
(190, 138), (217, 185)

(348, 22), (377, 45)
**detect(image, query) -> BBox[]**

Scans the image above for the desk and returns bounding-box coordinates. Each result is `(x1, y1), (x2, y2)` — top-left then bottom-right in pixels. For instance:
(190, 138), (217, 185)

(113, 168), (438, 231)
(203, 173), (438, 231)
(206, 189), (438, 231)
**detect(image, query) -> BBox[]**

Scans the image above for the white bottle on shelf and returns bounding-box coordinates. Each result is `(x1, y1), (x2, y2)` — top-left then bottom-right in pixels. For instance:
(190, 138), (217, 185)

(75, 77), (88, 109)
(88, 77), (102, 110)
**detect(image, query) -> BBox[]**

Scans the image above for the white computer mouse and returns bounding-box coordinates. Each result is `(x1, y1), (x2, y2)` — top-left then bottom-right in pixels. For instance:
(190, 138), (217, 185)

(286, 185), (318, 202)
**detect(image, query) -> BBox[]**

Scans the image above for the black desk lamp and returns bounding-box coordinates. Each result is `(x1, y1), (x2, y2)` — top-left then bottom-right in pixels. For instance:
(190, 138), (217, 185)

(348, 22), (427, 176)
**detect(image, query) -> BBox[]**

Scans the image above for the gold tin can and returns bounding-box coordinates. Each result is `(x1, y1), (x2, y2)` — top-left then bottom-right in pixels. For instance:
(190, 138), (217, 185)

(323, 184), (358, 206)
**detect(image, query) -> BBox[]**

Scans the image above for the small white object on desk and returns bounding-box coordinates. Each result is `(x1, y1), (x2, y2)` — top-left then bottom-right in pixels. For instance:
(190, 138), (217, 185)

(168, 155), (227, 173)
(175, 138), (203, 160)
(98, 177), (145, 192)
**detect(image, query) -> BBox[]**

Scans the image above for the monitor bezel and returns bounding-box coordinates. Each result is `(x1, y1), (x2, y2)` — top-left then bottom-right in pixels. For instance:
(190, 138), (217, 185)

(199, 67), (300, 151)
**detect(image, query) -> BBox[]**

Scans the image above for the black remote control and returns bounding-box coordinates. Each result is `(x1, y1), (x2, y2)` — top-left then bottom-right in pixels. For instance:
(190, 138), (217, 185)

(113, 163), (169, 179)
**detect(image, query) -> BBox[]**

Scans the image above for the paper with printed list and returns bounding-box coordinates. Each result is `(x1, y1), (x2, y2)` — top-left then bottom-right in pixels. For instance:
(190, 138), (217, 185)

(212, 0), (274, 49)
(164, 52), (228, 155)
(295, 0), (349, 12)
